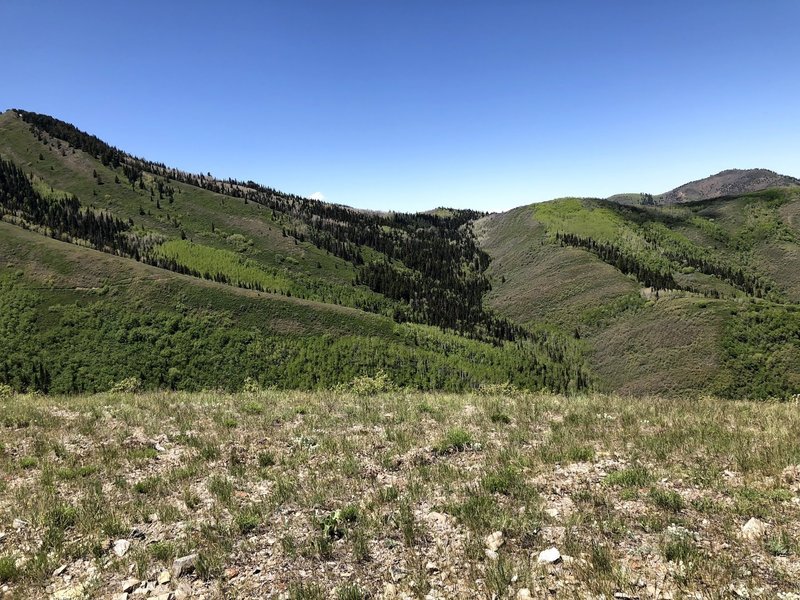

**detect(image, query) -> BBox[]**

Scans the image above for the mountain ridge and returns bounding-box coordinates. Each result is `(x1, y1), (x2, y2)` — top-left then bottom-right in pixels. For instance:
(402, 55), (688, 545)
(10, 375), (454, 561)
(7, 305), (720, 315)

(1, 108), (798, 398)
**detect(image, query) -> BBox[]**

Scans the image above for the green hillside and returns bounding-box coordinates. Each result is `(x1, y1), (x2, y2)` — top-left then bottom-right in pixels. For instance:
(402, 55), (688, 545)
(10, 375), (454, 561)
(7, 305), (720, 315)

(477, 193), (800, 398)
(1, 108), (798, 399)
(0, 110), (589, 394)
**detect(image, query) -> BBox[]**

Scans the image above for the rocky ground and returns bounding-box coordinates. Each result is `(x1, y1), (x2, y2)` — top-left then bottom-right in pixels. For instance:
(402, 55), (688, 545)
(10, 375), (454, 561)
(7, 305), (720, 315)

(0, 389), (799, 599)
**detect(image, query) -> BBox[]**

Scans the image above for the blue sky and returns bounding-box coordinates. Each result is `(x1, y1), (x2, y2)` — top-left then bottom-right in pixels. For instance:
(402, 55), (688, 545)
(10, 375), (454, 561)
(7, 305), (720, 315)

(2, 1), (799, 212)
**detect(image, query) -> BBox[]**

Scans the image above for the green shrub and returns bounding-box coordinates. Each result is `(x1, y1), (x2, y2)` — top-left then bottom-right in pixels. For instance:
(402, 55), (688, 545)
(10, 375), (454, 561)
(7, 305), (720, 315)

(109, 377), (141, 393)
(235, 510), (260, 534)
(339, 370), (397, 396)
(650, 487), (685, 512)
(476, 382), (522, 397)
(258, 450), (276, 467)
(19, 456), (37, 469)
(0, 555), (18, 583)
(436, 428), (473, 453)
(337, 583), (368, 600)
(207, 475), (233, 503)
(288, 582), (325, 600)
(604, 465), (651, 488)
(482, 466), (520, 495)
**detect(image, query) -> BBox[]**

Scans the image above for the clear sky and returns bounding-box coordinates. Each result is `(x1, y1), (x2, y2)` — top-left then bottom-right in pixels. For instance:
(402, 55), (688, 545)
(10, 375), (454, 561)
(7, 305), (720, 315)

(2, 1), (799, 212)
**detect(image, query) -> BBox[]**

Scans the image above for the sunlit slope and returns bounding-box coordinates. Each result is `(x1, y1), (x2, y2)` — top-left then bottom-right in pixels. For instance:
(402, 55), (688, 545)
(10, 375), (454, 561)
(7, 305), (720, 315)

(0, 111), (370, 300)
(478, 193), (800, 398)
(0, 221), (589, 393)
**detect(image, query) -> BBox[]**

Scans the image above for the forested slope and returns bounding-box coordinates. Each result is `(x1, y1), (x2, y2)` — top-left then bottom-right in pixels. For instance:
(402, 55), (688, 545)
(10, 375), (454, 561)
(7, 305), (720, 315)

(0, 110), (589, 394)
(477, 193), (800, 398)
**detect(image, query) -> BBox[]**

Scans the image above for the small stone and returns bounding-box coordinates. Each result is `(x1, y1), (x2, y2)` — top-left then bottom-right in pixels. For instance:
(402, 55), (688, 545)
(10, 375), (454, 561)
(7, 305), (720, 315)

(173, 582), (193, 600)
(147, 513), (160, 523)
(537, 546), (562, 564)
(172, 553), (198, 578)
(731, 585), (750, 599)
(740, 518), (768, 541)
(545, 508), (559, 518)
(484, 549), (499, 561)
(113, 594), (129, 600)
(113, 539), (131, 557)
(425, 561), (439, 573)
(382, 582), (398, 599)
(53, 584), (85, 600)
(121, 578), (140, 593)
(485, 530), (504, 552)
(52, 564), (68, 577)
(224, 567), (240, 579)
(12, 519), (27, 529)
(517, 589), (533, 600)
(158, 570), (171, 585)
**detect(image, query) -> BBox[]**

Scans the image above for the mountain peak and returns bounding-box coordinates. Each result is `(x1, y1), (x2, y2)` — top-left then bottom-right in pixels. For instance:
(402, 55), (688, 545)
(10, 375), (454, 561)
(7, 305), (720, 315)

(658, 168), (800, 204)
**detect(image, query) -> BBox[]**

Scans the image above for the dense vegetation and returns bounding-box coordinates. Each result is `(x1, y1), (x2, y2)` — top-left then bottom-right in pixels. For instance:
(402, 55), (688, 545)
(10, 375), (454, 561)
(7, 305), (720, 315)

(0, 269), (589, 394)
(481, 192), (800, 399)
(0, 157), (134, 255)
(715, 303), (800, 399)
(2, 109), (799, 399)
(12, 110), (533, 341)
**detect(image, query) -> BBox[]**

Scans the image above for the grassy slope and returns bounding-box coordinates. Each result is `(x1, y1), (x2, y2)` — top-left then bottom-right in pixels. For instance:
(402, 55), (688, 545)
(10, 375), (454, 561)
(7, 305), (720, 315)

(0, 221), (385, 336)
(478, 192), (800, 396)
(475, 205), (637, 329)
(1, 222), (577, 393)
(0, 111), (368, 295)
(1, 390), (799, 598)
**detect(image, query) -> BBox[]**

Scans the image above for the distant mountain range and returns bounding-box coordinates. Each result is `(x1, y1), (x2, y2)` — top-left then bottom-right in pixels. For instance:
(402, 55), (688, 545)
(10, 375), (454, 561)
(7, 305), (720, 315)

(1, 109), (798, 399)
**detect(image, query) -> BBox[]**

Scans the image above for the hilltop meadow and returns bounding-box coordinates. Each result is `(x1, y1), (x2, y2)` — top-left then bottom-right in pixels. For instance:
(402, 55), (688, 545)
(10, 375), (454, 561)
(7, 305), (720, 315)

(1, 385), (799, 599)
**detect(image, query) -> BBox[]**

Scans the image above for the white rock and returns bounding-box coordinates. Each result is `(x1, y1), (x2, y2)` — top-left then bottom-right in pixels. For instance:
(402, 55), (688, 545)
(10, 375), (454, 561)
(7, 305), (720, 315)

(740, 517), (768, 541)
(516, 589), (533, 600)
(12, 518), (27, 529)
(484, 549), (499, 561)
(537, 546), (562, 564)
(53, 584), (85, 600)
(121, 578), (140, 593)
(113, 539), (131, 557)
(157, 570), (171, 584)
(172, 553), (198, 578)
(382, 582), (398, 599)
(485, 530), (504, 552)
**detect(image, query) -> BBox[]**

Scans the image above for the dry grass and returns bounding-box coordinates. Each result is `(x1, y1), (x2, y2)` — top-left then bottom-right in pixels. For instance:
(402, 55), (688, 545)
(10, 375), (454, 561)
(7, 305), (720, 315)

(1, 391), (799, 599)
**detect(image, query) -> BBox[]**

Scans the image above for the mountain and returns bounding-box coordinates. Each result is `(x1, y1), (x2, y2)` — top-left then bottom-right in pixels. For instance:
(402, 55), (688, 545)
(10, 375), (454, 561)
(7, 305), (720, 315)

(476, 190), (800, 398)
(0, 109), (588, 394)
(609, 168), (800, 206)
(1, 109), (798, 399)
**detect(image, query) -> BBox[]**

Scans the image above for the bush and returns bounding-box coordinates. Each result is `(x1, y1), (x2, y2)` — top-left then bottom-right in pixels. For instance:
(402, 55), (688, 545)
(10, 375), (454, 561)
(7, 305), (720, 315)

(650, 487), (685, 512)
(435, 428), (474, 453)
(0, 383), (14, 398)
(242, 377), (263, 395)
(476, 382), (522, 397)
(0, 555), (18, 583)
(110, 377), (141, 393)
(604, 465), (651, 488)
(338, 370), (397, 396)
